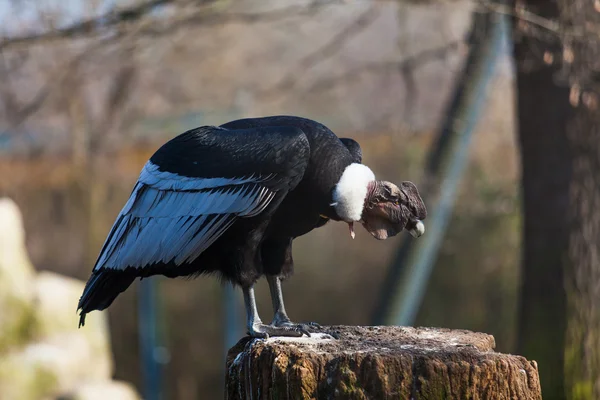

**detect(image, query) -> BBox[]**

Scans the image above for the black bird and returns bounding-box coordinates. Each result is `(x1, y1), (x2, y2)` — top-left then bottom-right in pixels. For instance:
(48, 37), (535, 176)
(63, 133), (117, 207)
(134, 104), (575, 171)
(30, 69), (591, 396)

(78, 116), (427, 337)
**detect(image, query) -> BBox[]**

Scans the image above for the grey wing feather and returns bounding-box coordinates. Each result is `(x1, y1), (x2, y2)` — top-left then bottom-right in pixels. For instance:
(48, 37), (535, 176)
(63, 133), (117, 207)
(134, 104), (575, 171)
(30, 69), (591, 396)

(94, 163), (277, 271)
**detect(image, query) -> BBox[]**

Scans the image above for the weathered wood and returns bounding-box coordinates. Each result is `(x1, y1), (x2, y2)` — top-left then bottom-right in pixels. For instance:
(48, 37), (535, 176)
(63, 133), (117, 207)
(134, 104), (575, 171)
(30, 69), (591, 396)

(225, 326), (541, 400)
(513, 1), (600, 397)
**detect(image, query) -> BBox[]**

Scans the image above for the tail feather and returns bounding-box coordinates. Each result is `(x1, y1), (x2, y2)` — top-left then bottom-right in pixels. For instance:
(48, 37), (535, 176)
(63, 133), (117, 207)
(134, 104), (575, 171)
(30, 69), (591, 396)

(78, 268), (135, 327)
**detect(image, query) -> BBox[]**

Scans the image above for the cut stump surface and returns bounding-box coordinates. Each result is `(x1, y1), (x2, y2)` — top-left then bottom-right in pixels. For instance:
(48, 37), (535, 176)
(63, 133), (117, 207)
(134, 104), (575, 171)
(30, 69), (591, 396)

(225, 326), (541, 399)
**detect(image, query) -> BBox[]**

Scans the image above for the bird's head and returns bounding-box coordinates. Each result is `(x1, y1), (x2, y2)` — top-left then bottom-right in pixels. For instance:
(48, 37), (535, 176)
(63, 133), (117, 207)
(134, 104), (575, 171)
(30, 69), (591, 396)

(360, 180), (427, 240)
(332, 164), (427, 240)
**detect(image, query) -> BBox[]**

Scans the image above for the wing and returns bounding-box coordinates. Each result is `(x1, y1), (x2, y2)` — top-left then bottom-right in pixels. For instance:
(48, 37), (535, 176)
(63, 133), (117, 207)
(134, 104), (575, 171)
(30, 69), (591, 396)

(94, 125), (310, 271)
(340, 138), (362, 163)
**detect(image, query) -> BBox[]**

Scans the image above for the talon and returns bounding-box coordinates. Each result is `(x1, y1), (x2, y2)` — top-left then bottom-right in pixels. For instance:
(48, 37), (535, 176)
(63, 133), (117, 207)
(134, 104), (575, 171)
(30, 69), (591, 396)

(270, 321), (322, 337)
(247, 329), (269, 339)
(249, 323), (309, 338)
(284, 328), (304, 338)
(328, 331), (341, 340)
(300, 328), (311, 337)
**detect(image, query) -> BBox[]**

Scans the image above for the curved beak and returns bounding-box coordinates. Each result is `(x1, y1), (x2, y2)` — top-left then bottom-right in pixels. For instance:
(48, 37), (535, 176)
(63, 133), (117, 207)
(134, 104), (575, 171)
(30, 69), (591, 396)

(408, 220), (425, 238)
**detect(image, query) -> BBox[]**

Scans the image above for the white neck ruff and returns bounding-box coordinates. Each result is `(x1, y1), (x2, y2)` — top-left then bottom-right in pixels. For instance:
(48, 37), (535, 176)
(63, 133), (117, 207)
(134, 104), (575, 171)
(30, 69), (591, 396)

(332, 163), (375, 222)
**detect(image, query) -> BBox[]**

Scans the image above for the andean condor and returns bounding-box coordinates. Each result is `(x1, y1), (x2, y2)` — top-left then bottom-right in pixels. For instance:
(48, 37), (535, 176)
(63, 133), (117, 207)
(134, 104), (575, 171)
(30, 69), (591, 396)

(78, 116), (427, 338)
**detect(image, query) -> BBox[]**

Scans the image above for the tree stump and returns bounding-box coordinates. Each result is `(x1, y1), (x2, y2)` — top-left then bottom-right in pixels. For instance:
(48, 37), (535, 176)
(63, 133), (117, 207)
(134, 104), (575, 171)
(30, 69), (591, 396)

(225, 326), (542, 399)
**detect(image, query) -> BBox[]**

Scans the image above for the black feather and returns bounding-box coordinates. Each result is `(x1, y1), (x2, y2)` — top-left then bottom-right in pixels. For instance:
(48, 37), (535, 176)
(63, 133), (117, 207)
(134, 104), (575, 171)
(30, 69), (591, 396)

(78, 116), (359, 320)
(340, 137), (362, 163)
(78, 268), (136, 327)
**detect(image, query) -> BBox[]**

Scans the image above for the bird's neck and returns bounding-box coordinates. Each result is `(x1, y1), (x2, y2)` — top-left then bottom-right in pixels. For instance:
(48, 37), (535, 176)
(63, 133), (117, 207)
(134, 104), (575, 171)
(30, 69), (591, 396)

(330, 163), (376, 222)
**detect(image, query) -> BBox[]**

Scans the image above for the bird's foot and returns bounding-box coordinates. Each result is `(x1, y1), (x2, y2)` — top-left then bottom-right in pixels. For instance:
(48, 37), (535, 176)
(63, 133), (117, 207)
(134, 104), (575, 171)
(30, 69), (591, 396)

(247, 322), (310, 339)
(271, 319), (323, 336)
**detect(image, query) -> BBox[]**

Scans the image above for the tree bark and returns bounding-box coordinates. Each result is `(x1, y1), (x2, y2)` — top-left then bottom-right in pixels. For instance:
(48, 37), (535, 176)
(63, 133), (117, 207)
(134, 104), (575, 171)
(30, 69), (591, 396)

(513, 1), (600, 399)
(225, 326), (541, 399)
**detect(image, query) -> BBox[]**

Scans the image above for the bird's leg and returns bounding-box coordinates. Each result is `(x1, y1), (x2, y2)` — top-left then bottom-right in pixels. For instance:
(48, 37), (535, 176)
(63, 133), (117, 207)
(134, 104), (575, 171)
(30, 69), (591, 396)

(242, 285), (308, 338)
(266, 275), (321, 333)
(243, 285), (264, 337)
(267, 275), (292, 326)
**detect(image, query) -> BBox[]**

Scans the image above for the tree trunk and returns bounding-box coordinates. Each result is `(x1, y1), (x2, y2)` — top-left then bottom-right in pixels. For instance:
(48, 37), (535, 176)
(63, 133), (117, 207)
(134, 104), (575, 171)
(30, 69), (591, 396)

(513, 1), (600, 399)
(225, 326), (541, 399)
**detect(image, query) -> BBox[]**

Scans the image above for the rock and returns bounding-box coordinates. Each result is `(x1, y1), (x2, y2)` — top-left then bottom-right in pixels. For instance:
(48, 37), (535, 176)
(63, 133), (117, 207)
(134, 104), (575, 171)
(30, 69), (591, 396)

(61, 381), (140, 400)
(0, 349), (56, 400)
(0, 332), (114, 399)
(0, 198), (137, 400)
(0, 198), (37, 353)
(226, 326), (542, 400)
(33, 271), (113, 379)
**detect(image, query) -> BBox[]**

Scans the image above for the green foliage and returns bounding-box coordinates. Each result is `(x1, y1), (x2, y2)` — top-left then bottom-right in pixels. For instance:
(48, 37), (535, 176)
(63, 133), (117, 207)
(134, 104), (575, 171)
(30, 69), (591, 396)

(0, 296), (37, 355)
(565, 321), (595, 400)
(0, 356), (59, 400)
(337, 364), (366, 398)
(416, 156), (521, 353)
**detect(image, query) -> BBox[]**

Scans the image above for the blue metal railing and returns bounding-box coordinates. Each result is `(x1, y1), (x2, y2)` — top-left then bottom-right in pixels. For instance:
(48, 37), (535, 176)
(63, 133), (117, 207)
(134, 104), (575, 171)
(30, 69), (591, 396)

(374, 9), (509, 327)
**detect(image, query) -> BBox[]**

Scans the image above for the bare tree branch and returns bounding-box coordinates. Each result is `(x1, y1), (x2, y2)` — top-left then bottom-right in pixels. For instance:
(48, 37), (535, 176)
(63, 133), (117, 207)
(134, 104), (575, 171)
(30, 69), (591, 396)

(0, 52), (50, 127)
(301, 40), (463, 93)
(0, 33), (123, 129)
(299, 6), (379, 71)
(134, 0), (346, 37)
(0, 0), (170, 51)
(476, 0), (600, 39)
(258, 5), (380, 98)
(0, 0), (345, 51)
(91, 57), (139, 152)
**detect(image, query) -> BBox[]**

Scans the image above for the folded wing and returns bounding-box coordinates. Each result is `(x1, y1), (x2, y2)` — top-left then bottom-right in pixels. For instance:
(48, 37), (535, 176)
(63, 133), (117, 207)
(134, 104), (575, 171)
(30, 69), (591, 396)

(92, 125), (310, 272)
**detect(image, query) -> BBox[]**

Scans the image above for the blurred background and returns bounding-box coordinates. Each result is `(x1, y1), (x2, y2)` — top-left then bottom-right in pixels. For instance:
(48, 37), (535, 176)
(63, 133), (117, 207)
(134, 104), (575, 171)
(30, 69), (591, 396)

(0, 0), (598, 399)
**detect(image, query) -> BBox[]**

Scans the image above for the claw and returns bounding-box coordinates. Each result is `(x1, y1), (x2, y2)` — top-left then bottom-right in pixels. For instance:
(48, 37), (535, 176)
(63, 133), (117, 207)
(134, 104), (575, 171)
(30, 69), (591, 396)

(247, 328), (269, 339)
(248, 323), (306, 338)
(297, 326), (311, 337)
(270, 321), (325, 337)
